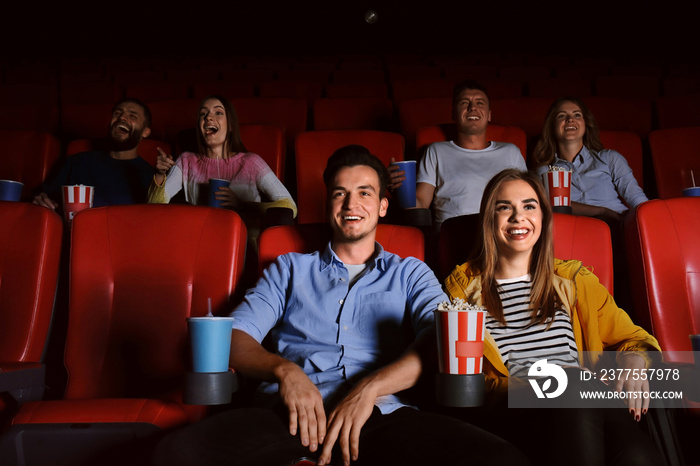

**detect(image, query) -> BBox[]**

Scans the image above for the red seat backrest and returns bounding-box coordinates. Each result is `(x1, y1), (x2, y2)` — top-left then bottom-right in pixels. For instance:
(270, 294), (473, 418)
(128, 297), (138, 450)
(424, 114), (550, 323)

(625, 198), (700, 364)
(0, 203), (62, 363)
(63, 205), (246, 399)
(312, 97), (394, 131)
(0, 130), (61, 200)
(648, 127), (700, 199)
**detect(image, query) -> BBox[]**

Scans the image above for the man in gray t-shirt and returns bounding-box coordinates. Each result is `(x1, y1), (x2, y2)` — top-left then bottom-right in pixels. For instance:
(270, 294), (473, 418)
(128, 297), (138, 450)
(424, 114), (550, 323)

(389, 80), (526, 228)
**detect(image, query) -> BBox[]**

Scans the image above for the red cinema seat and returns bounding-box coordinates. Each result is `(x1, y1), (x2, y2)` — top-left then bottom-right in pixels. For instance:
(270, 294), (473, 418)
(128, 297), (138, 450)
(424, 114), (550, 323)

(625, 197), (700, 362)
(595, 75), (660, 100)
(415, 124), (527, 161)
(0, 203), (62, 424)
(648, 127), (700, 199)
(437, 213), (613, 291)
(527, 77), (593, 98)
(313, 97), (395, 131)
(398, 97), (452, 156)
(259, 223), (424, 275)
(489, 97), (553, 141)
(0, 104), (59, 134)
(295, 130), (404, 224)
(0, 130), (61, 201)
(583, 96), (653, 138)
(148, 99), (201, 142)
(125, 82), (190, 102)
(259, 80), (323, 107)
(59, 102), (114, 140)
(390, 79), (453, 105)
(65, 137), (171, 169)
(1, 205), (247, 464)
(239, 124), (286, 182)
(324, 82), (388, 99)
(655, 94), (700, 129)
(231, 97), (308, 151)
(598, 130), (645, 190)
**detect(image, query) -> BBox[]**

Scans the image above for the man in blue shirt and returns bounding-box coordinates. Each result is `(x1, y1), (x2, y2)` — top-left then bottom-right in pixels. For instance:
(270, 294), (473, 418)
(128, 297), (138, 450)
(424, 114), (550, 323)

(33, 98), (154, 211)
(154, 145), (527, 466)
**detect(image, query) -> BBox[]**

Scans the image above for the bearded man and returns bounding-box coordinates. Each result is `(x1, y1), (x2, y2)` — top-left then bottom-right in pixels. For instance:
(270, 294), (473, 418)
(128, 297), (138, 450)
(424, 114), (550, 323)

(33, 98), (155, 210)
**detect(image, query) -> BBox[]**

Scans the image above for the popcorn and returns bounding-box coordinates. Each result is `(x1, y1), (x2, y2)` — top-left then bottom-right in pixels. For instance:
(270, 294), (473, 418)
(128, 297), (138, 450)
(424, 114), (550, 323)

(437, 297), (485, 311)
(547, 165), (572, 172)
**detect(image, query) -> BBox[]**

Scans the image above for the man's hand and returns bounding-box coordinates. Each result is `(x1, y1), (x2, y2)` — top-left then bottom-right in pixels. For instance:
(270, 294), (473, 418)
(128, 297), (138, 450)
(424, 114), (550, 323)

(387, 157), (405, 190)
(32, 192), (59, 211)
(276, 361), (327, 452)
(154, 147), (175, 184)
(614, 353), (649, 421)
(317, 380), (378, 466)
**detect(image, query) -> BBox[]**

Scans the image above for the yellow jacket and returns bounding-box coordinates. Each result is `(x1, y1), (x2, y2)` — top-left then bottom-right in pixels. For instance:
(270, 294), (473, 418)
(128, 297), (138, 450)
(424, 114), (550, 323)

(444, 259), (661, 396)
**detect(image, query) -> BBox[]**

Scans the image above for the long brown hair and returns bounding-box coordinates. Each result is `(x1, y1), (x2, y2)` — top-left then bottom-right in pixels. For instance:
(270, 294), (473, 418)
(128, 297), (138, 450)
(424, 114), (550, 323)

(466, 169), (557, 325)
(532, 96), (605, 168)
(196, 95), (247, 157)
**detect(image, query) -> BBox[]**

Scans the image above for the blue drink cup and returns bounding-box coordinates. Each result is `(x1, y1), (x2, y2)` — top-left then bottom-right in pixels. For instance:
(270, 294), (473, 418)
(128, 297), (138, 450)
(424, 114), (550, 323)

(0, 180), (24, 201)
(683, 187), (700, 197)
(391, 161), (416, 209)
(209, 178), (229, 208)
(188, 317), (234, 373)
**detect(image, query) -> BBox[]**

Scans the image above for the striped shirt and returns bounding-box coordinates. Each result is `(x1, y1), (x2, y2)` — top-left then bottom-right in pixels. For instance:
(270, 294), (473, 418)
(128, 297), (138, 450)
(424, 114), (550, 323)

(489, 275), (579, 377)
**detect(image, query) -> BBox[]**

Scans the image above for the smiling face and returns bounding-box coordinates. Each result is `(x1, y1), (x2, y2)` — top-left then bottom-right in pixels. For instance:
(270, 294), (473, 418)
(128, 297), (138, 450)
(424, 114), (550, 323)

(554, 100), (586, 144)
(452, 88), (491, 135)
(109, 101), (151, 151)
(493, 179), (543, 260)
(199, 98), (228, 152)
(328, 165), (388, 245)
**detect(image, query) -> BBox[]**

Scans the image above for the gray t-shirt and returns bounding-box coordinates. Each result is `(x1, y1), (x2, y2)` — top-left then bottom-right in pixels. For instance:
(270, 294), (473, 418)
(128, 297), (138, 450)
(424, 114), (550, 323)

(417, 140), (527, 226)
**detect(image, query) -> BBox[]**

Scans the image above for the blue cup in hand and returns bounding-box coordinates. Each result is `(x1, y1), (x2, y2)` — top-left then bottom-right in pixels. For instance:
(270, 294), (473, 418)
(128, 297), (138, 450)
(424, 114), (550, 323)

(209, 178), (229, 208)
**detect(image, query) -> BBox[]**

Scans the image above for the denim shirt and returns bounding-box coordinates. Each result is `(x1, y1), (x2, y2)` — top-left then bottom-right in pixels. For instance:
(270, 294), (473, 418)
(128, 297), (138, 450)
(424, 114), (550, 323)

(230, 242), (446, 413)
(536, 146), (648, 214)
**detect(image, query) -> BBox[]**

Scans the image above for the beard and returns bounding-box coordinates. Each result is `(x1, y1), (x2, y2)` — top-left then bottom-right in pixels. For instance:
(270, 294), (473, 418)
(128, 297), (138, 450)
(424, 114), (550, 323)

(109, 125), (144, 152)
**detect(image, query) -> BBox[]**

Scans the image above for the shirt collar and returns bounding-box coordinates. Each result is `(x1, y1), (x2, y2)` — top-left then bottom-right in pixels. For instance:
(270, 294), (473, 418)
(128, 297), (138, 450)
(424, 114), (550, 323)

(320, 241), (388, 272)
(555, 145), (591, 164)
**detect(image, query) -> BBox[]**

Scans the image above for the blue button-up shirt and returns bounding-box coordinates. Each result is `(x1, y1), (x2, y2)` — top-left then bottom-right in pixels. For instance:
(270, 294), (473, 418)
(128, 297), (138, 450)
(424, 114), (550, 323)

(230, 242), (446, 413)
(535, 146), (648, 214)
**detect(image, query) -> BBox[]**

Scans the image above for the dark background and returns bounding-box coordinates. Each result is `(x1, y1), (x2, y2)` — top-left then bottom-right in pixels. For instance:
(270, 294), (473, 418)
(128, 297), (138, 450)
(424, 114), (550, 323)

(1, 1), (694, 63)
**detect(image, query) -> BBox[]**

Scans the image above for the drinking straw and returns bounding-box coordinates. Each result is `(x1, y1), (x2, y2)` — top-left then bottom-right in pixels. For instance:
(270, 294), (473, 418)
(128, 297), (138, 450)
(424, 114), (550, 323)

(692, 170), (696, 188)
(207, 297), (213, 317)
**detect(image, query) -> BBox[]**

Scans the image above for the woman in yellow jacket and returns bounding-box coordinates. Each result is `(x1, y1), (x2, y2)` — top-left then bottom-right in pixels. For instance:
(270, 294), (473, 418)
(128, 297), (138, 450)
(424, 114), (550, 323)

(444, 168), (662, 466)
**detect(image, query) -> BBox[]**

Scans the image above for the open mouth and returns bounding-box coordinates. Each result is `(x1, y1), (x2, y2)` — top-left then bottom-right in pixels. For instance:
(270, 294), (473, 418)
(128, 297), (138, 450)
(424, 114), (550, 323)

(204, 125), (219, 135)
(466, 115), (480, 121)
(506, 228), (531, 239)
(343, 215), (362, 221)
(114, 123), (131, 135)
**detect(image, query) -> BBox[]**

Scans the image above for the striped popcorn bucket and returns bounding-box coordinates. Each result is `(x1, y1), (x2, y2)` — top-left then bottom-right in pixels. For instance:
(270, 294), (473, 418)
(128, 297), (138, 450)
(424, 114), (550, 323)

(62, 185), (94, 222)
(541, 170), (572, 207)
(435, 309), (486, 375)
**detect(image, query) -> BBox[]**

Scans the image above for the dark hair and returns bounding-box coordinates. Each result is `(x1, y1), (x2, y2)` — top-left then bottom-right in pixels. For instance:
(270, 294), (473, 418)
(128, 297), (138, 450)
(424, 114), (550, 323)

(322, 145), (389, 199)
(112, 98), (152, 128)
(452, 79), (489, 107)
(196, 95), (247, 156)
(532, 96), (605, 168)
(467, 168), (557, 325)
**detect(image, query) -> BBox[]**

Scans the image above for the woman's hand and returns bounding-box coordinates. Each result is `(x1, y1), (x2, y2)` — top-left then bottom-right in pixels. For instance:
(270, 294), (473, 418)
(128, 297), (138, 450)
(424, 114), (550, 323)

(214, 186), (239, 208)
(154, 147), (175, 185)
(614, 353), (649, 421)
